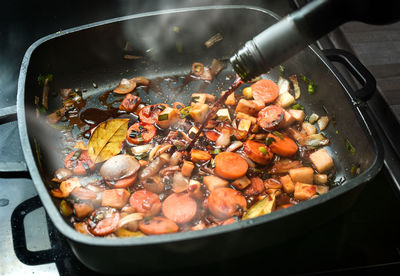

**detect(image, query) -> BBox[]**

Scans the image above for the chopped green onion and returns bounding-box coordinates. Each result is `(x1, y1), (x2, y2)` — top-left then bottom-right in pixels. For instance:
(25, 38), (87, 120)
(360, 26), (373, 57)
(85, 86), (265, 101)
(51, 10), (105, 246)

(265, 137), (276, 146)
(291, 103), (304, 110)
(344, 138), (356, 154)
(176, 42), (183, 53)
(136, 136), (144, 143)
(158, 113), (169, 121)
(191, 96), (200, 103)
(38, 73), (53, 86)
(157, 105), (166, 111)
(33, 138), (43, 171)
(259, 146), (268, 155)
(70, 149), (82, 161)
(300, 74), (316, 94)
(279, 65), (285, 74)
(135, 152), (148, 160)
(272, 131), (284, 140)
(210, 158), (216, 168)
(180, 106), (192, 118)
(48, 123), (72, 131)
(308, 83), (315, 94)
(39, 107), (47, 114)
(210, 148), (222, 155)
(350, 164), (356, 176)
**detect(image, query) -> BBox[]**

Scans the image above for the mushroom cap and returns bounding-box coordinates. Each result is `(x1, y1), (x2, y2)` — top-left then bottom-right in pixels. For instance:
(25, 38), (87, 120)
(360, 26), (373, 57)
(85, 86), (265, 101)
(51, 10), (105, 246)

(100, 154), (140, 181)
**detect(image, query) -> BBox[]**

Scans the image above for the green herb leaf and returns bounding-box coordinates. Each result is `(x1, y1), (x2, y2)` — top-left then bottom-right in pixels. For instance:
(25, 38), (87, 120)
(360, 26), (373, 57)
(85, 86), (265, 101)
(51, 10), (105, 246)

(291, 103), (304, 110)
(344, 138), (356, 154)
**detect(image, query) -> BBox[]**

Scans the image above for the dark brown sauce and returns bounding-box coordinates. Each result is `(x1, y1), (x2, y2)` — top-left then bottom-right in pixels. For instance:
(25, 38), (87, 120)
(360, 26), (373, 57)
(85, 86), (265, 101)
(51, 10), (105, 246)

(99, 90), (123, 109)
(65, 98), (86, 129)
(187, 76), (243, 151)
(80, 108), (121, 138)
(80, 108), (120, 126)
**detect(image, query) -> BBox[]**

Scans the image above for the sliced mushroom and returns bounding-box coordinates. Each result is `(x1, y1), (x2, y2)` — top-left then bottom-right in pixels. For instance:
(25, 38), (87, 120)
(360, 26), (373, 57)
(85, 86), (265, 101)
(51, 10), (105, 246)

(100, 154), (140, 182)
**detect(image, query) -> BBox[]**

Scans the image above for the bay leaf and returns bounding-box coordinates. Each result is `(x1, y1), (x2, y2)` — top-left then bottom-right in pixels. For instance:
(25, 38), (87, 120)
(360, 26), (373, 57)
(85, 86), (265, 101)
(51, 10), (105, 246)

(88, 118), (129, 163)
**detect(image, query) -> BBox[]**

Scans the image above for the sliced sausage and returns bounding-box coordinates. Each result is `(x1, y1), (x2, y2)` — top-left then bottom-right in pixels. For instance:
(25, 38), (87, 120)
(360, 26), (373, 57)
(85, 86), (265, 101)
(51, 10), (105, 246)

(214, 152), (248, 180)
(243, 140), (274, 165)
(129, 189), (161, 216)
(162, 193), (197, 224)
(106, 173), (137, 189)
(257, 105), (285, 131)
(243, 177), (266, 196)
(64, 150), (95, 175)
(267, 133), (298, 157)
(251, 79), (280, 104)
(87, 207), (120, 236)
(126, 122), (156, 144)
(139, 216), (179, 235)
(208, 187), (247, 219)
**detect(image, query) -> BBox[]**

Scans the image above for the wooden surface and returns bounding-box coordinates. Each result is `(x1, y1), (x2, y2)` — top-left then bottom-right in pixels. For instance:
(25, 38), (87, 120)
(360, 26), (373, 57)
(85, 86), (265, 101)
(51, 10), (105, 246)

(340, 21), (400, 121)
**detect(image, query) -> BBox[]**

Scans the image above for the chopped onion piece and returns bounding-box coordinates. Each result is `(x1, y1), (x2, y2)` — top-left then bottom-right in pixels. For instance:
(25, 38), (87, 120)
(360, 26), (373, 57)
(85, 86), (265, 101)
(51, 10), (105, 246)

(204, 33), (223, 48)
(210, 58), (225, 77)
(226, 141), (243, 152)
(297, 133), (330, 147)
(317, 116), (329, 131)
(170, 151), (183, 166)
(113, 78), (136, 94)
(289, 75), (301, 100)
(308, 113), (319, 124)
(172, 172), (189, 193)
(237, 152), (256, 168)
(118, 213), (144, 229)
(131, 144), (152, 155)
(215, 129), (231, 148)
(179, 131), (192, 143)
(278, 76), (290, 95)
(159, 153), (171, 163)
(148, 144), (161, 161)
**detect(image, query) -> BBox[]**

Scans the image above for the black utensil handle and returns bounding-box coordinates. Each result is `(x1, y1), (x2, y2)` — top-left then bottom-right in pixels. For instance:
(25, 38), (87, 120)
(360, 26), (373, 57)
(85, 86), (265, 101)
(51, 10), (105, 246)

(11, 196), (60, 265)
(0, 105), (29, 173)
(322, 49), (376, 101)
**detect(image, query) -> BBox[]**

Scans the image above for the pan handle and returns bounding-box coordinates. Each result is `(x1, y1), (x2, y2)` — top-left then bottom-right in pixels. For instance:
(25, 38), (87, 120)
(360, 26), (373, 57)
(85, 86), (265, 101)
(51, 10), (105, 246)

(322, 49), (376, 101)
(0, 104), (28, 173)
(11, 196), (63, 265)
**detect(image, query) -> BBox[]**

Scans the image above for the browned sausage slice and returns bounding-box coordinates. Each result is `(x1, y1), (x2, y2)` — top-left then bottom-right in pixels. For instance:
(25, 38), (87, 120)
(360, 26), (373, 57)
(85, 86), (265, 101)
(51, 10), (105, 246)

(129, 189), (161, 216)
(257, 105), (285, 131)
(87, 207), (120, 236)
(208, 187), (247, 219)
(162, 193), (197, 224)
(139, 216), (179, 235)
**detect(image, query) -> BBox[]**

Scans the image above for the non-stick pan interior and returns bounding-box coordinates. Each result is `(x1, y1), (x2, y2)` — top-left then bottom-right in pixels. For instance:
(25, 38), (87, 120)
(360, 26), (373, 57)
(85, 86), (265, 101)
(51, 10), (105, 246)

(23, 6), (376, 236)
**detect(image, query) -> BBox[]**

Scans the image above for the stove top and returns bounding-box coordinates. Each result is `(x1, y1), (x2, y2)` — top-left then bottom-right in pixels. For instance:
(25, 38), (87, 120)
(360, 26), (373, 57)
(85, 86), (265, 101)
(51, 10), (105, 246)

(1, 1), (400, 275)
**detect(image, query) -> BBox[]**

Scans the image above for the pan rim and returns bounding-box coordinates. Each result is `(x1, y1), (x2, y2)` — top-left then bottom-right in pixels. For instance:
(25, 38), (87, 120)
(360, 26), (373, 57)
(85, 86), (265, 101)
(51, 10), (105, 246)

(17, 4), (383, 247)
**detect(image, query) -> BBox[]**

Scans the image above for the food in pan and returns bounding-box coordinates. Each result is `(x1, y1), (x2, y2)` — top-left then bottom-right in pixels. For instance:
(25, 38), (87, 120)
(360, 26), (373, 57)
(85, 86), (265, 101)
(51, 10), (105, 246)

(45, 62), (334, 237)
